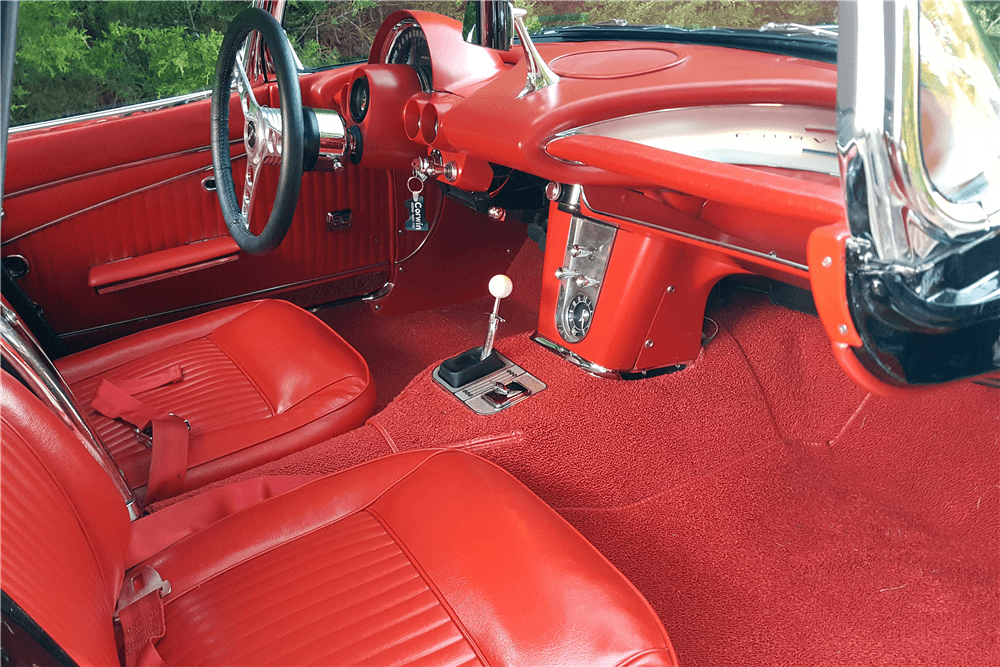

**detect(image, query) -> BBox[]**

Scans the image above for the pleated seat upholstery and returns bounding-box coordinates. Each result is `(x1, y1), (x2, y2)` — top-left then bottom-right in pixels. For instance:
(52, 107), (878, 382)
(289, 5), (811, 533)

(55, 299), (375, 498)
(0, 374), (678, 667)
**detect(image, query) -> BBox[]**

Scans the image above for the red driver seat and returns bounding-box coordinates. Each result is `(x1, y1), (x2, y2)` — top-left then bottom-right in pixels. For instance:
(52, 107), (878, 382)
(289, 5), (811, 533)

(0, 372), (678, 667)
(53, 299), (374, 502)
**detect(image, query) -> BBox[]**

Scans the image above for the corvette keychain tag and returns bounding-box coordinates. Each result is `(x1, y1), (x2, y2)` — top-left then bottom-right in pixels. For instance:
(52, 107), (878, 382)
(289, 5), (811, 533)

(405, 177), (427, 232)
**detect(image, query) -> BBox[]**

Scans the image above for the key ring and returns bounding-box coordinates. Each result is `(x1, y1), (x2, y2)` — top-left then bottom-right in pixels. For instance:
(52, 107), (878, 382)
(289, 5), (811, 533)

(407, 176), (424, 197)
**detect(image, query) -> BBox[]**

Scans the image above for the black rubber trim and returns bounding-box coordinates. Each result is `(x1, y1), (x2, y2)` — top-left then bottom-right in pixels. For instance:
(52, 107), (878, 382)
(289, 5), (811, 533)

(439, 347), (505, 388)
(347, 125), (363, 165)
(302, 107), (320, 172)
(211, 7), (303, 255)
(1, 591), (79, 667)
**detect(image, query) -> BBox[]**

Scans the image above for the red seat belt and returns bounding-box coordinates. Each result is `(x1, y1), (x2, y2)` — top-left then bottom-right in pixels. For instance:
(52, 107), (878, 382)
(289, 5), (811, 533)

(90, 365), (190, 503)
(116, 566), (170, 667)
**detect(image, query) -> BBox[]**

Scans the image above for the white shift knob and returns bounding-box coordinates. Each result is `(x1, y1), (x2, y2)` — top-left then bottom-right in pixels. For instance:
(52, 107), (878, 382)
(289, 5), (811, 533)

(489, 274), (513, 299)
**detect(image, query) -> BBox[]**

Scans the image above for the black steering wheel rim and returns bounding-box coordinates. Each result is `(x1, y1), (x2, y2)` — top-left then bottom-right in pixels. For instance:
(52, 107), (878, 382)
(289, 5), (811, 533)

(211, 7), (303, 255)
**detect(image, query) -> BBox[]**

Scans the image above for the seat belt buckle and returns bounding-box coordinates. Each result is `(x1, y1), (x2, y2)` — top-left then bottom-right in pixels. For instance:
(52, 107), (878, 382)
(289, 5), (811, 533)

(134, 425), (154, 448)
(115, 565), (171, 620)
(133, 414), (190, 448)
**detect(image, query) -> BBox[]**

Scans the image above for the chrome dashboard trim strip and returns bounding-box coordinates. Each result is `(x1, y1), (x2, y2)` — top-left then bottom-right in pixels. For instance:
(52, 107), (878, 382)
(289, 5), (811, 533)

(546, 104), (838, 176)
(3, 141), (245, 246)
(10, 89), (214, 135)
(580, 188), (810, 273)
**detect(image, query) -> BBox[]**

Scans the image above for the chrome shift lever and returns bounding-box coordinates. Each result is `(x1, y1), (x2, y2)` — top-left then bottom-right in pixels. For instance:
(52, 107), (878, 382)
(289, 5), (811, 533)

(481, 274), (513, 361)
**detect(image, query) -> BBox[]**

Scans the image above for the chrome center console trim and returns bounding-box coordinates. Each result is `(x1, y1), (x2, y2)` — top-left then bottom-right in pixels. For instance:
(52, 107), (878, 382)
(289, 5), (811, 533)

(531, 333), (686, 380)
(554, 216), (616, 344)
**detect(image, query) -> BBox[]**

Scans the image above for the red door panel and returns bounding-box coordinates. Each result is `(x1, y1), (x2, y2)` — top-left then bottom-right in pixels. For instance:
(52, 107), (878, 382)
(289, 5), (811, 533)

(2, 82), (402, 348)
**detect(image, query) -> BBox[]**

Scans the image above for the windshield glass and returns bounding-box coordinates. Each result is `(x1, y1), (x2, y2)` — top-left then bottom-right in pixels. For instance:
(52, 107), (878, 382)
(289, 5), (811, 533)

(13, 1), (1000, 128)
(522, 1), (836, 32)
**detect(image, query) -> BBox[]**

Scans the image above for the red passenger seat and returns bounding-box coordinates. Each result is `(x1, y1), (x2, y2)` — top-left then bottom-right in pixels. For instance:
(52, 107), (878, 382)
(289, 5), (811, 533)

(0, 373), (678, 667)
(54, 299), (375, 501)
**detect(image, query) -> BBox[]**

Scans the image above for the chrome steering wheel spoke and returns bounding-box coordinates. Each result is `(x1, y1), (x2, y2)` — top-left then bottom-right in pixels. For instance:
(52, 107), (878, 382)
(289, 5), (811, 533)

(234, 52), (284, 230)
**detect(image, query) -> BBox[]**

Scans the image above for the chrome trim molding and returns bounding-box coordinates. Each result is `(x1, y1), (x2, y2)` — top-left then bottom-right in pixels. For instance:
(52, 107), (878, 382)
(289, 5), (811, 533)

(10, 89), (214, 135)
(580, 189), (810, 273)
(532, 333), (687, 380)
(531, 333), (622, 378)
(547, 104), (838, 176)
(362, 282), (395, 301)
(839, 0), (1000, 266)
(1, 302), (140, 519)
(2, 162), (224, 247)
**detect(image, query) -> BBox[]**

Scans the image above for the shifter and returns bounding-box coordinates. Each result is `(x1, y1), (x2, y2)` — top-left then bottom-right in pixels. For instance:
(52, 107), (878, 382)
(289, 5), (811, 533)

(481, 274), (513, 361)
(432, 274), (546, 413)
(437, 274), (512, 389)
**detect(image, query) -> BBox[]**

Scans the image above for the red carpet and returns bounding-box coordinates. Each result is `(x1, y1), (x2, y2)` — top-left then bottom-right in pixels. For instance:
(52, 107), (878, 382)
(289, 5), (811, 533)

(155, 256), (999, 665)
(316, 239), (544, 410)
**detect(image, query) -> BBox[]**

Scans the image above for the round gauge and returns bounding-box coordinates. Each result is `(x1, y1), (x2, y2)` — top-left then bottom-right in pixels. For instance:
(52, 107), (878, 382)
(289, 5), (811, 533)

(564, 293), (595, 341)
(383, 20), (433, 93)
(349, 76), (369, 123)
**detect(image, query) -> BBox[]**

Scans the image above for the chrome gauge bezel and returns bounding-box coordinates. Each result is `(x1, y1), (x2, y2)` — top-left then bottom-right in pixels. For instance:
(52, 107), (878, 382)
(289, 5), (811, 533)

(563, 293), (595, 340)
(349, 76), (369, 123)
(381, 19), (433, 93)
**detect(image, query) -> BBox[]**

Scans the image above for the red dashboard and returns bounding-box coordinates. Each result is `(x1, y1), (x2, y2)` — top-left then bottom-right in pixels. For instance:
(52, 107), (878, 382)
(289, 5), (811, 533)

(304, 10), (849, 380)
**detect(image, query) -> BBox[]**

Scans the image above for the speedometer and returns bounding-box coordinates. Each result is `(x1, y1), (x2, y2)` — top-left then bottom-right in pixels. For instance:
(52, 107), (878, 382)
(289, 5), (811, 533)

(383, 20), (433, 93)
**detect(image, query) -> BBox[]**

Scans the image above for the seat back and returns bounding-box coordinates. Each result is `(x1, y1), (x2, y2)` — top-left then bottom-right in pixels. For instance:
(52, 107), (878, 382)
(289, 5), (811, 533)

(1, 372), (130, 666)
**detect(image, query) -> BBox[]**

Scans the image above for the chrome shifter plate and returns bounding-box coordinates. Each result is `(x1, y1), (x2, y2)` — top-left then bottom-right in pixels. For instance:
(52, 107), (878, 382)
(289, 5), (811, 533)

(432, 351), (546, 415)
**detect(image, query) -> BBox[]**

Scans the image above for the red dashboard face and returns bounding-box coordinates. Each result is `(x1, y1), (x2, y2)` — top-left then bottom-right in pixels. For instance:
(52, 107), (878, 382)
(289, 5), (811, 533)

(1, 4), (997, 667)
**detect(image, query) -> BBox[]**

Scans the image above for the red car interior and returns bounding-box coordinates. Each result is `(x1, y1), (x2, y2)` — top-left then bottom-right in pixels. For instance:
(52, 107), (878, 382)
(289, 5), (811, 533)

(1, 3), (997, 666)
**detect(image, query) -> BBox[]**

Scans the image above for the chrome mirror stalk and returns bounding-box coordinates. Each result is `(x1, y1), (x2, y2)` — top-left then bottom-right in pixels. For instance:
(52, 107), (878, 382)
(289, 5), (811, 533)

(512, 7), (560, 97)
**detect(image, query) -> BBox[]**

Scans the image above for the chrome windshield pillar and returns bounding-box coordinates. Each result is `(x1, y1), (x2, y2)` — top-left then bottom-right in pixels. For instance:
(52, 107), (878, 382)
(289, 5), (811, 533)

(1, 301), (141, 520)
(836, 0), (1000, 385)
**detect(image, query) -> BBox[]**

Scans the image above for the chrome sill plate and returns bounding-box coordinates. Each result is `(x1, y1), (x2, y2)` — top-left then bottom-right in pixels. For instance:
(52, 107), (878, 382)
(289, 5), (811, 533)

(432, 351), (546, 415)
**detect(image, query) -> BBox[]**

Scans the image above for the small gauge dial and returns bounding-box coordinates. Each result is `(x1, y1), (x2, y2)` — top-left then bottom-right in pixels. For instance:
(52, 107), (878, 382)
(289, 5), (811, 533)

(349, 76), (369, 123)
(383, 21), (433, 93)
(564, 293), (595, 341)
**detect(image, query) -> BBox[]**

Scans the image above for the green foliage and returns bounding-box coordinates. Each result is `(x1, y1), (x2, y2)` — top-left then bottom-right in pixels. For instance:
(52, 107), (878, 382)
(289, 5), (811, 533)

(13, 1), (242, 126)
(524, 1), (836, 31)
(13, 0), (997, 128)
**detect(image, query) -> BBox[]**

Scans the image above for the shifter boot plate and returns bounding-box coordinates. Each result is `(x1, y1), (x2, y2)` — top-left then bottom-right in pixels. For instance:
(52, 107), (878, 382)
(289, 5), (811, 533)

(432, 351), (546, 415)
